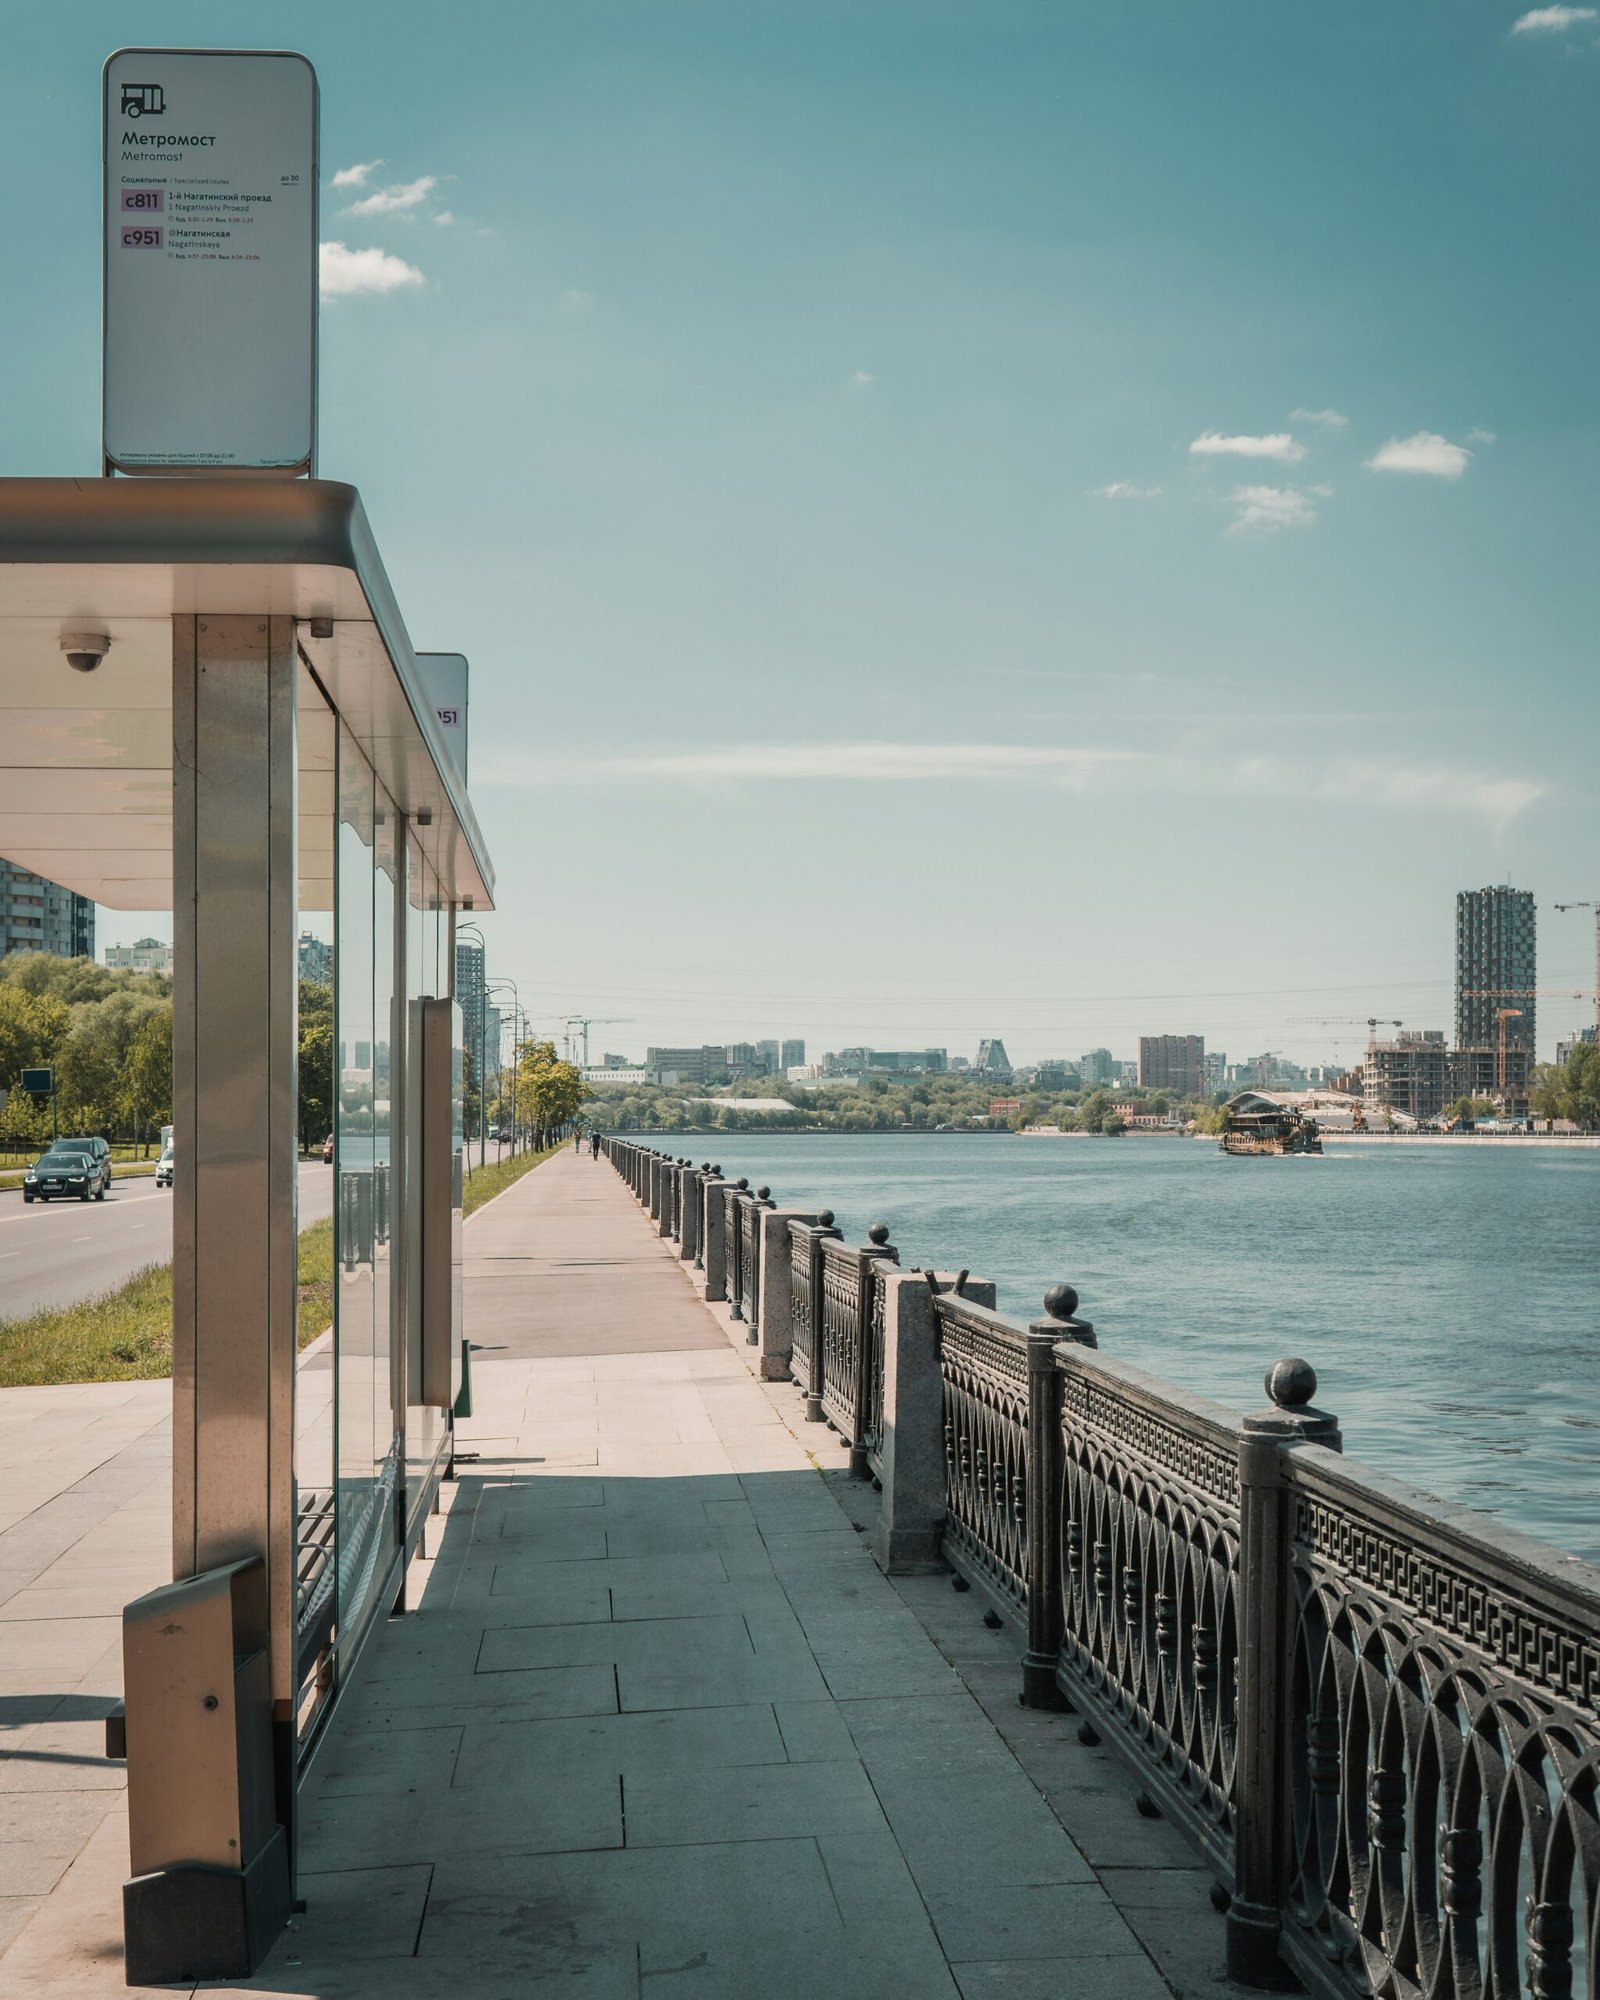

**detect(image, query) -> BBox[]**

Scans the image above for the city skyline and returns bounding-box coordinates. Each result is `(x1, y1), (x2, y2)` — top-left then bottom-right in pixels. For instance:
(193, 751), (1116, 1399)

(15, 4), (1596, 1063)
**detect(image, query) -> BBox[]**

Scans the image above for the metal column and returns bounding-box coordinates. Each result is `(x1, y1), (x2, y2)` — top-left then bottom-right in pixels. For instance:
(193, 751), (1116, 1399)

(172, 612), (299, 1748)
(136, 611), (298, 1978)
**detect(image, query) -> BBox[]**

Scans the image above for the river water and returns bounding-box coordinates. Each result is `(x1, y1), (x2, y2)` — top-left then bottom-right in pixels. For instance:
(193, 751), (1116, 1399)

(665, 1133), (1600, 1562)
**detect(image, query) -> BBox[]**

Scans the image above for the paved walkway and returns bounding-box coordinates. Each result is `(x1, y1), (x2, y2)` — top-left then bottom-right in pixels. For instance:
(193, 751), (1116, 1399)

(1, 1150), (1234, 1999)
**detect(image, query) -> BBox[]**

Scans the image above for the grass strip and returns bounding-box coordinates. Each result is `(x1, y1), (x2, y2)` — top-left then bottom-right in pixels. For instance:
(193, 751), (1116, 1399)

(462, 1143), (561, 1217)
(0, 1215), (337, 1387)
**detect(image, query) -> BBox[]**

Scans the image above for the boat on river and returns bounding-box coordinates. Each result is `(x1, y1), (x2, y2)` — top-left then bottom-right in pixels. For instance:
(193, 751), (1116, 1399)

(1219, 1090), (1323, 1156)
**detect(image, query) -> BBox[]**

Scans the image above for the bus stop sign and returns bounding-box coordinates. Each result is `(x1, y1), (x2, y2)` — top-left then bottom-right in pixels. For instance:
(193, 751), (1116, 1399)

(103, 49), (318, 474)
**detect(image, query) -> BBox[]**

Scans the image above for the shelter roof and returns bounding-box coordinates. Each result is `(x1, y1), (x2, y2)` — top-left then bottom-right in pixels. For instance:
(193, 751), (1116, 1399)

(0, 478), (492, 911)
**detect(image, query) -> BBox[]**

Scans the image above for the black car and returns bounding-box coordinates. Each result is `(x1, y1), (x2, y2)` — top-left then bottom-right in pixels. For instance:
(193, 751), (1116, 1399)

(23, 1142), (113, 1202)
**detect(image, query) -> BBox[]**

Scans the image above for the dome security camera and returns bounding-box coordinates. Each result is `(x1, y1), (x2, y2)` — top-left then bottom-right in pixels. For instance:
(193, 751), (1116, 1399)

(60, 630), (111, 673)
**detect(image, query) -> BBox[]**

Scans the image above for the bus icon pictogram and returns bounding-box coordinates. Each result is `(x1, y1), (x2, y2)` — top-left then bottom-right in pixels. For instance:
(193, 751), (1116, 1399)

(121, 84), (166, 118)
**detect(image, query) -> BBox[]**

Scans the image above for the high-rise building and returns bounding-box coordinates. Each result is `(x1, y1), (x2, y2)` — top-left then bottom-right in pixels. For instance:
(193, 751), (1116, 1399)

(974, 1038), (1012, 1077)
(781, 1038), (806, 1069)
(105, 936), (173, 975)
(297, 931), (333, 987)
(0, 859), (94, 962)
(1138, 1034), (1205, 1099)
(1079, 1048), (1115, 1087)
(456, 940), (488, 1078)
(1455, 885), (1536, 1104)
(755, 1040), (781, 1074)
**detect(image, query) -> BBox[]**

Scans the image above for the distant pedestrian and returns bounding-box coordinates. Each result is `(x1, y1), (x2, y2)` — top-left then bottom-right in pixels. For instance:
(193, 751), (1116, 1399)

(574, 1129), (582, 1151)
(591, 1131), (603, 1158)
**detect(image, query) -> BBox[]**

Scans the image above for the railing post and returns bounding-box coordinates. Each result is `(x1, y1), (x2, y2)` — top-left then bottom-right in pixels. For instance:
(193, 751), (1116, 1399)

(1228, 1359), (1341, 1989)
(679, 1164), (701, 1262)
(693, 1162), (712, 1270)
(1023, 1285), (1089, 1707)
(742, 1186), (770, 1346)
(871, 1269), (944, 1572)
(755, 1205), (816, 1381)
(657, 1157), (676, 1238)
(702, 1168), (729, 1301)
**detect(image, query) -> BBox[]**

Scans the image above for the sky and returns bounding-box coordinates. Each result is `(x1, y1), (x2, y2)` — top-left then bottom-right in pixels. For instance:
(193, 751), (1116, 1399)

(8, 1), (1599, 1068)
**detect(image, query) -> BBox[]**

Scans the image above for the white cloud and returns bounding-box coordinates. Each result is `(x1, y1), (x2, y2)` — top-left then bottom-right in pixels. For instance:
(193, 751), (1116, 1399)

(1512, 5), (1597, 30)
(852, 370), (875, 386)
(1289, 407), (1348, 428)
(1366, 431), (1471, 478)
(1092, 481), (1163, 500)
(319, 241), (426, 301)
(330, 160), (382, 190)
(1239, 756), (1544, 832)
(344, 175), (438, 218)
(484, 738), (1543, 830)
(563, 743), (1144, 785)
(1227, 484), (1318, 533)
(1464, 426), (1497, 444)
(1189, 430), (1306, 463)
(432, 210), (456, 227)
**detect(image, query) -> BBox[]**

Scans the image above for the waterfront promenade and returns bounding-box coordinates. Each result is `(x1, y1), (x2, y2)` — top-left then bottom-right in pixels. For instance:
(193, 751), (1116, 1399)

(0, 1150), (1227, 1998)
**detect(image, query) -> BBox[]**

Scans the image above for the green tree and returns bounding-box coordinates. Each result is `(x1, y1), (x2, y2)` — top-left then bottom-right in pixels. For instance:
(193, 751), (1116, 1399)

(515, 1039), (589, 1145)
(299, 1018), (334, 1151)
(121, 1003), (174, 1152)
(0, 984), (70, 1088)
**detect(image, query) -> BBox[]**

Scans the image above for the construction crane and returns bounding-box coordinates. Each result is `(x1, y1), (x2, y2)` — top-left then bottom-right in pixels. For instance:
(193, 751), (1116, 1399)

(1459, 991), (1589, 1105)
(563, 1016), (633, 1068)
(1553, 903), (1600, 1034)
(1287, 1016), (1404, 1044)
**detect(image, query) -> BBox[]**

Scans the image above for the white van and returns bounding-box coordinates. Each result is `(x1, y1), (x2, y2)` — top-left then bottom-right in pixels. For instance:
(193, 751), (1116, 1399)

(156, 1124), (174, 1189)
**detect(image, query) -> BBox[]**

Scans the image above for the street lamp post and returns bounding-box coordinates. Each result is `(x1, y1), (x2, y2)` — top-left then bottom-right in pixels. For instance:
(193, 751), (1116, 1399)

(487, 977), (522, 1157)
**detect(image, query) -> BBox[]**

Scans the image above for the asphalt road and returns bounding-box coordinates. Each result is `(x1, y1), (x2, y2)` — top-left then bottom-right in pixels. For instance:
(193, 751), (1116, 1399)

(0, 1160), (336, 1320)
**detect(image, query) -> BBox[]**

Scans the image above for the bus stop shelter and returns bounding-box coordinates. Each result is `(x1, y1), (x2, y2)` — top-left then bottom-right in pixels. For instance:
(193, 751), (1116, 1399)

(0, 476), (493, 1980)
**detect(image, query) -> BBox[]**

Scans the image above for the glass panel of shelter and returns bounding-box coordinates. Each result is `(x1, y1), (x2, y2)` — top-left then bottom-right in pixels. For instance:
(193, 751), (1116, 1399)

(404, 831), (447, 1518)
(294, 665), (337, 1735)
(334, 732), (378, 1664)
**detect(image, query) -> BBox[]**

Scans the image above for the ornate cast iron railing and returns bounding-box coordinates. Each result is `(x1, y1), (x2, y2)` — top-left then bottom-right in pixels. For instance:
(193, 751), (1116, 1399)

(788, 1215), (838, 1422)
(818, 1227), (896, 1475)
(1053, 1343), (1245, 1881)
(725, 1180), (749, 1320)
(739, 1188), (769, 1344)
(936, 1293), (1032, 1618)
(1279, 1445), (1600, 2000)
(818, 1235), (863, 1442)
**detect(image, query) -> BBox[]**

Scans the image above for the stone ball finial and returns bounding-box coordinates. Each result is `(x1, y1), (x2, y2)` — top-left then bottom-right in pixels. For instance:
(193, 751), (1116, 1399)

(868, 1222), (890, 1246)
(736, 1176), (749, 1189)
(1043, 1284), (1079, 1322)
(701, 1161), (711, 1172)
(818, 1209), (835, 1227)
(757, 1185), (771, 1201)
(712, 1164), (722, 1175)
(1266, 1358), (1317, 1408)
